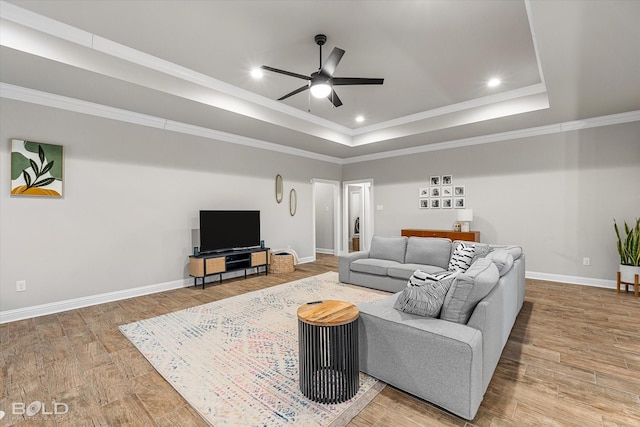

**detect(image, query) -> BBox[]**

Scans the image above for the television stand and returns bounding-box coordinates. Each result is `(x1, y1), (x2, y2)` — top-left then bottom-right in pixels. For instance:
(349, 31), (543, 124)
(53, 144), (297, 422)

(188, 247), (269, 289)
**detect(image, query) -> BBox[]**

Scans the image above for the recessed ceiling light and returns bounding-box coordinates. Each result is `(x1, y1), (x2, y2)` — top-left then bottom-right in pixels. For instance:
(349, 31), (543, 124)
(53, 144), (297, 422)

(251, 68), (263, 79)
(487, 78), (501, 88)
(355, 115), (365, 123)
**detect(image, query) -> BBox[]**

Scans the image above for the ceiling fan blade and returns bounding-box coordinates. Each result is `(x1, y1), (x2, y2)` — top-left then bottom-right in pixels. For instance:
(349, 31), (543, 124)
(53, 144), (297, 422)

(277, 84), (310, 101)
(327, 89), (343, 107)
(261, 65), (311, 81)
(332, 77), (384, 85)
(319, 47), (345, 77)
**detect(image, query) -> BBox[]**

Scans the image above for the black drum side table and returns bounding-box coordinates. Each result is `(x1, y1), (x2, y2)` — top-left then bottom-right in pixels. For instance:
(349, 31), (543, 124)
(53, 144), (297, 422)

(297, 300), (359, 404)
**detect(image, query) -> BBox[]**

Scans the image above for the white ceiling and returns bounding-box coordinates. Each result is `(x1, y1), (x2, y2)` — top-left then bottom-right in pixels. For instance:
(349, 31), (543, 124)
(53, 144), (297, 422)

(1, 0), (639, 160)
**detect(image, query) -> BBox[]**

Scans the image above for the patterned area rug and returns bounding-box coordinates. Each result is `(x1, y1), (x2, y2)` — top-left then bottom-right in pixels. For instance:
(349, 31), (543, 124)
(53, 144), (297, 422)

(119, 272), (388, 426)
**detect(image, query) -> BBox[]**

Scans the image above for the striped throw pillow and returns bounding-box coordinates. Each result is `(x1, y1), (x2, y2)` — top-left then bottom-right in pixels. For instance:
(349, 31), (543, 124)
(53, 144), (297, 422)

(448, 242), (475, 272)
(394, 270), (458, 317)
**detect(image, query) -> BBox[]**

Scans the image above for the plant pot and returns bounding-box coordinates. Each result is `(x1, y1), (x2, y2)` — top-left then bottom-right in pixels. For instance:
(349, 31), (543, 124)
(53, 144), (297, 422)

(619, 264), (640, 283)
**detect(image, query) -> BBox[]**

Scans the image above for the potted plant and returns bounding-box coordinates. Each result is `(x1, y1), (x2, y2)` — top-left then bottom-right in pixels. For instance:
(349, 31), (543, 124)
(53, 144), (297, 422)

(614, 218), (640, 283)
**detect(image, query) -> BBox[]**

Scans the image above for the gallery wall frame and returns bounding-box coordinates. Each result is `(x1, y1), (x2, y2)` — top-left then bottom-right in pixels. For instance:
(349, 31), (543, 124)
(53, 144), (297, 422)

(419, 175), (466, 210)
(11, 139), (63, 197)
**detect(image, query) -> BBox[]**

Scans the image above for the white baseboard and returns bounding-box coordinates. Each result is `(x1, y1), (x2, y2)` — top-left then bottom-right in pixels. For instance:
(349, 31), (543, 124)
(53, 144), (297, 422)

(3, 268), (614, 324)
(0, 261), (321, 324)
(526, 271), (616, 289)
(0, 278), (191, 324)
(315, 248), (335, 255)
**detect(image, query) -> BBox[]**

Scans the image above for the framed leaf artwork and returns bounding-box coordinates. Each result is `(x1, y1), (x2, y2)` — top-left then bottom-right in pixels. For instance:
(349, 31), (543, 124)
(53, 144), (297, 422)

(11, 139), (63, 197)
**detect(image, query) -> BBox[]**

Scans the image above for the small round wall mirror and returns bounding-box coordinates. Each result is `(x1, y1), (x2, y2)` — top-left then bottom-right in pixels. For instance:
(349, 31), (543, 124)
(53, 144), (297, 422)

(275, 174), (283, 203)
(289, 189), (297, 216)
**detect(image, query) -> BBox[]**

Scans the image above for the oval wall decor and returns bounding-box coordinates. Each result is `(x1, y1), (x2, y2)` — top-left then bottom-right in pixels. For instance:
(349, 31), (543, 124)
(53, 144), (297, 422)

(289, 189), (297, 216)
(275, 174), (283, 203)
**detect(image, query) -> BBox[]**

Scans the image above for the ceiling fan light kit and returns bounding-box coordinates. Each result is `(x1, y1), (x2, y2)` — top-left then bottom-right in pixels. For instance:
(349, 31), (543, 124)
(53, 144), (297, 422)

(310, 82), (331, 98)
(261, 34), (384, 107)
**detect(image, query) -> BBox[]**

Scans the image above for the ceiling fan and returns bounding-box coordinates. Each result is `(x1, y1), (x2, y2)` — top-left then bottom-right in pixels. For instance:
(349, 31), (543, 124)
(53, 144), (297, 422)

(261, 34), (384, 107)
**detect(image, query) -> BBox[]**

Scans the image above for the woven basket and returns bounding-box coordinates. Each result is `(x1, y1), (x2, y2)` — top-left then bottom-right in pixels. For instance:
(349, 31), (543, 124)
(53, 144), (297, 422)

(269, 253), (295, 274)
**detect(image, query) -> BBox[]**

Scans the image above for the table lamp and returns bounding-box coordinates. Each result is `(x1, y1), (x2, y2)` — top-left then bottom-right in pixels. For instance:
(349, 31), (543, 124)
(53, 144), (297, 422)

(457, 209), (473, 232)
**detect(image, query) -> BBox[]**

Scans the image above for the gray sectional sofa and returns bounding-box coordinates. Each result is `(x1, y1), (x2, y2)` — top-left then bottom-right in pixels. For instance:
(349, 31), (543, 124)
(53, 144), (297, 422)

(338, 235), (525, 420)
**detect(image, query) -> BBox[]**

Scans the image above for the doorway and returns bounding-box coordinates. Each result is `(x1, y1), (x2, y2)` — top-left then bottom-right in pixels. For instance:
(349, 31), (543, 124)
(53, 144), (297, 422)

(342, 179), (374, 254)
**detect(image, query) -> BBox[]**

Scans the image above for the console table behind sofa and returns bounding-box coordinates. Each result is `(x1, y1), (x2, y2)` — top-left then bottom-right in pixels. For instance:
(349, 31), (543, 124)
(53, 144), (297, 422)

(401, 229), (480, 242)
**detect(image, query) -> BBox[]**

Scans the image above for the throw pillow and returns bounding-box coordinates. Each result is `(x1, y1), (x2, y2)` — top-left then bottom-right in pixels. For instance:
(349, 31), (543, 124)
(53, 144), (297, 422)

(485, 249), (514, 276)
(448, 242), (475, 272)
(471, 244), (492, 262)
(394, 270), (458, 317)
(440, 258), (500, 324)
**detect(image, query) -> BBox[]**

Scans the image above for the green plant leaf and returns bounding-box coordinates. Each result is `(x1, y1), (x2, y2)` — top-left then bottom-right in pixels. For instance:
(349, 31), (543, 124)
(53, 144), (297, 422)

(32, 177), (56, 188)
(25, 141), (63, 180)
(41, 160), (54, 175)
(38, 144), (45, 163)
(615, 218), (640, 266)
(22, 170), (32, 188)
(29, 159), (39, 175)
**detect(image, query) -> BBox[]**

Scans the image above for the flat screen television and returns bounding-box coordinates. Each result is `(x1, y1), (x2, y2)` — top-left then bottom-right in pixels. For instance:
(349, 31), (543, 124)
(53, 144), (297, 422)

(199, 210), (260, 254)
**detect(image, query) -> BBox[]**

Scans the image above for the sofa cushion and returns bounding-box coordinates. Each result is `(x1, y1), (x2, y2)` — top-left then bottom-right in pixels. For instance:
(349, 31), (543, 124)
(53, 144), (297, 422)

(448, 242), (476, 272)
(490, 245), (523, 261)
(440, 258), (500, 324)
(485, 249), (514, 276)
(369, 236), (408, 263)
(387, 263), (447, 280)
(351, 258), (400, 276)
(394, 271), (458, 317)
(405, 237), (452, 270)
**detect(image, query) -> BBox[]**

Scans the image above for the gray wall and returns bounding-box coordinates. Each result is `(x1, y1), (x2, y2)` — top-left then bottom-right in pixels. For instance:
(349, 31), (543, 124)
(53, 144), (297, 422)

(342, 122), (640, 282)
(314, 182), (335, 252)
(2, 97), (638, 315)
(0, 99), (341, 312)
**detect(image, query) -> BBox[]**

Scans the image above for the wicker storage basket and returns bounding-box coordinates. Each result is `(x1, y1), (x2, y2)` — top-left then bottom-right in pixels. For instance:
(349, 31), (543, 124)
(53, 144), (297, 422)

(269, 252), (295, 274)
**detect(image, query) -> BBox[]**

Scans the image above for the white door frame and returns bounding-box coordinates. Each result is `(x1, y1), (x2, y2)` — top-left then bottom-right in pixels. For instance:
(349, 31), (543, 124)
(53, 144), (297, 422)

(342, 179), (374, 255)
(311, 178), (341, 256)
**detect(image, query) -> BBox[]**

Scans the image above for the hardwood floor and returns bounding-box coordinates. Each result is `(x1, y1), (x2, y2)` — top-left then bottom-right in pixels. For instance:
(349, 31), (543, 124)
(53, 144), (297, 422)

(1, 254), (639, 426)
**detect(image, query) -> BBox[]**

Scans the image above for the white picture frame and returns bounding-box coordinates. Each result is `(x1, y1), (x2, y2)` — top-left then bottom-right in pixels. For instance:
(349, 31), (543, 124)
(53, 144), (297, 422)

(419, 187), (429, 197)
(442, 186), (453, 196)
(419, 198), (429, 209)
(430, 176), (440, 186)
(442, 175), (452, 185)
(454, 197), (466, 208)
(454, 185), (465, 196)
(442, 198), (453, 208)
(430, 187), (440, 197)
(430, 198), (440, 209)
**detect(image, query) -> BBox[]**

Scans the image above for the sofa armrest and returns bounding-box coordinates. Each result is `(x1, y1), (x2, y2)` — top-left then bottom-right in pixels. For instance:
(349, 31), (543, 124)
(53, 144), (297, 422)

(338, 250), (370, 283)
(467, 259), (522, 392)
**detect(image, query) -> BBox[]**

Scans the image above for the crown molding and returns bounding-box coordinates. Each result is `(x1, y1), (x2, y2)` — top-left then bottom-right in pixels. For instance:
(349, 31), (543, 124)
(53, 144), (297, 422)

(3, 83), (639, 166)
(342, 110), (640, 164)
(0, 83), (344, 164)
(352, 83), (547, 136)
(524, 0), (547, 87)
